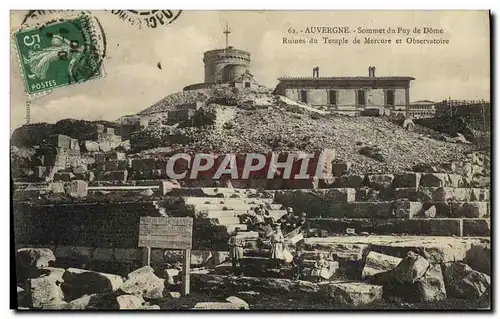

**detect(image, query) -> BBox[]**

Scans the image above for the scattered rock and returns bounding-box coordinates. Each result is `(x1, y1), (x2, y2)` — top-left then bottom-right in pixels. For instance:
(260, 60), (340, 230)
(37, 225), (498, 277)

(139, 304), (161, 310)
(193, 302), (247, 310)
(140, 188), (154, 196)
(365, 174), (394, 190)
(416, 264), (447, 302)
(419, 205), (437, 218)
(68, 292), (144, 310)
(61, 268), (124, 300)
(465, 243), (491, 275)
(238, 291), (260, 296)
(359, 146), (386, 162)
(362, 252), (402, 279)
(116, 294), (144, 309)
(392, 251), (430, 284)
(226, 296), (249, 309)
(17, 248), (56, 279)
(442, 262), (491, 299)
(168, 292), (181, 299)
(322, 282), (383, 307)
(412, 163), (439, 173)
(165, 268), (180, 285)
(28, 271), (65, 309)
(120, 266), (165, 300)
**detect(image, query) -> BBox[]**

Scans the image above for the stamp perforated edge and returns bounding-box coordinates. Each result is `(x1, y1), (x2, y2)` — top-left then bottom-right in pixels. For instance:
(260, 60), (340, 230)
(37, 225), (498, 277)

(11, 10), (108, 101)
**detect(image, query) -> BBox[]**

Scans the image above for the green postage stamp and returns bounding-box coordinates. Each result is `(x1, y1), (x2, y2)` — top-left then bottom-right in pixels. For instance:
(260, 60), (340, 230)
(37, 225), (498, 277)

(13, 14), (104, 95)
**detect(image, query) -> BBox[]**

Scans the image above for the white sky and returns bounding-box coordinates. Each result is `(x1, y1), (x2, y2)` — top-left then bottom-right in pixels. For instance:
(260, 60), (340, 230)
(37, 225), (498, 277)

(10, 10), (490, 131)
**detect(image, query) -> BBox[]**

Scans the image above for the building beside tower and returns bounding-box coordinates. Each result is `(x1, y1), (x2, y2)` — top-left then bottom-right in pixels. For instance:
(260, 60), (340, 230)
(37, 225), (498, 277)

(274, 66), (415, 116)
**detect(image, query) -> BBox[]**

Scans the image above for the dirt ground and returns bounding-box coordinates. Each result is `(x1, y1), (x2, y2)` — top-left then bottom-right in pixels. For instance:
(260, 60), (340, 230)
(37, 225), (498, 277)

(159, 290), (491, 311)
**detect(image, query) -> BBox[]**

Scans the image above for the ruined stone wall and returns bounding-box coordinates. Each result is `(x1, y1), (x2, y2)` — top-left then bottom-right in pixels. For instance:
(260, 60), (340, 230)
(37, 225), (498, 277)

(13, 202), (162, 248)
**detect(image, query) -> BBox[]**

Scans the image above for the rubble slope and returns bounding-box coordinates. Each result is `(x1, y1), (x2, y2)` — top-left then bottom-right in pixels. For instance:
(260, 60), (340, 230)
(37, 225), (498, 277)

(130, 87), (477, 174)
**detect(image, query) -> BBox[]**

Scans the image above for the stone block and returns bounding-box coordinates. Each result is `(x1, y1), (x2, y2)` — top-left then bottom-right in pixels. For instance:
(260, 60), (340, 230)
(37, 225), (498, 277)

(116, 294), (144, 309)
(132, 158), (160, 171)
(212, 251), (230, 265)
(361, 251), (402, 279)
(337, 175), (365, 188)
(139, 304), (161, 310)
(67, 292), (144, 310)
(54, 246), (72, 259)
(307, 218), (463, 237)
(274, 189), (356, 218)
(365, 174), (395, 190)
(62, 268), (124, 300)
(331, 162), (351, 177)
(465, 243), (491, 275)
(64, 180), (88, 198)
(416, 264), (447, 302)
(193, 302), (247, 310)
(226, 296), (249, 309)
(326, 201), (394, 218)
(54, 172), (74, 182)
(101, 170), (128, 181)
(84, 141), (100, 152)
(16, 248), (57, 282)
(120, 266), (165, 300)
(99, 142), (112, 152)
(93, 248), (115, 261)
(392, 251), (430, 284)
(435, 202), (488, 218)
(322, 282), (383, 307)
(114, 249), (141, 261)
(419, 173), (450, 187)
(17, 248), (56, 269)
(462, 219), (490, 237)
(98, 160), (128, 172)
(33, 166), (50, 180)
(283, 178), (319, 189)
(393, 173), (421, 188)
(165, 269), (180, 285)
(442, 262), (490, 299)
(160, 180), (181, 195)
(395, 187), (489, 202)
(29, 271), (65, 309)
(74, 171), (95, 181)
(393, 201), (423, 218)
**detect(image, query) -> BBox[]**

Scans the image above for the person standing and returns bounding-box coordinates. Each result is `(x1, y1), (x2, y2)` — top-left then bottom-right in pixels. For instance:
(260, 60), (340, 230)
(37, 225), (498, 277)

(228, 227), (244, 275)
(270, 225), (286, 268)
(292, 249), (306, 280)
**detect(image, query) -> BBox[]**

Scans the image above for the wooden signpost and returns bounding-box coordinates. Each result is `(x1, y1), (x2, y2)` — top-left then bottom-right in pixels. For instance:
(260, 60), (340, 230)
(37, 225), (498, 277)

(138, 216), (193, 296)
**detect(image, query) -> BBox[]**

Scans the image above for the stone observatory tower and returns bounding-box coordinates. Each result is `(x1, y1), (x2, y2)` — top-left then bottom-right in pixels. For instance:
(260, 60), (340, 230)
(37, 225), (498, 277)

(203, 47), (251, 83)
(183, 23), (261, 91)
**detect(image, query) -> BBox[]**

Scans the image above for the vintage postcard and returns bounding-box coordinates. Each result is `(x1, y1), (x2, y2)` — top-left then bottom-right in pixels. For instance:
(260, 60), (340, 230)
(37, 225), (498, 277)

(10, 10), (491, 311)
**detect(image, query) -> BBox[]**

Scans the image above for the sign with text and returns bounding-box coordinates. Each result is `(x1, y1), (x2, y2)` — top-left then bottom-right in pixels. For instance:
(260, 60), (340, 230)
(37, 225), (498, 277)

(138, 217), (193, 250)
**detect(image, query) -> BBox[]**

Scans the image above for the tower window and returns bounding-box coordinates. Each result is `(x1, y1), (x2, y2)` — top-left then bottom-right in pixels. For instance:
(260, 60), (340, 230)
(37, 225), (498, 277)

(245, 82), (251, 88)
